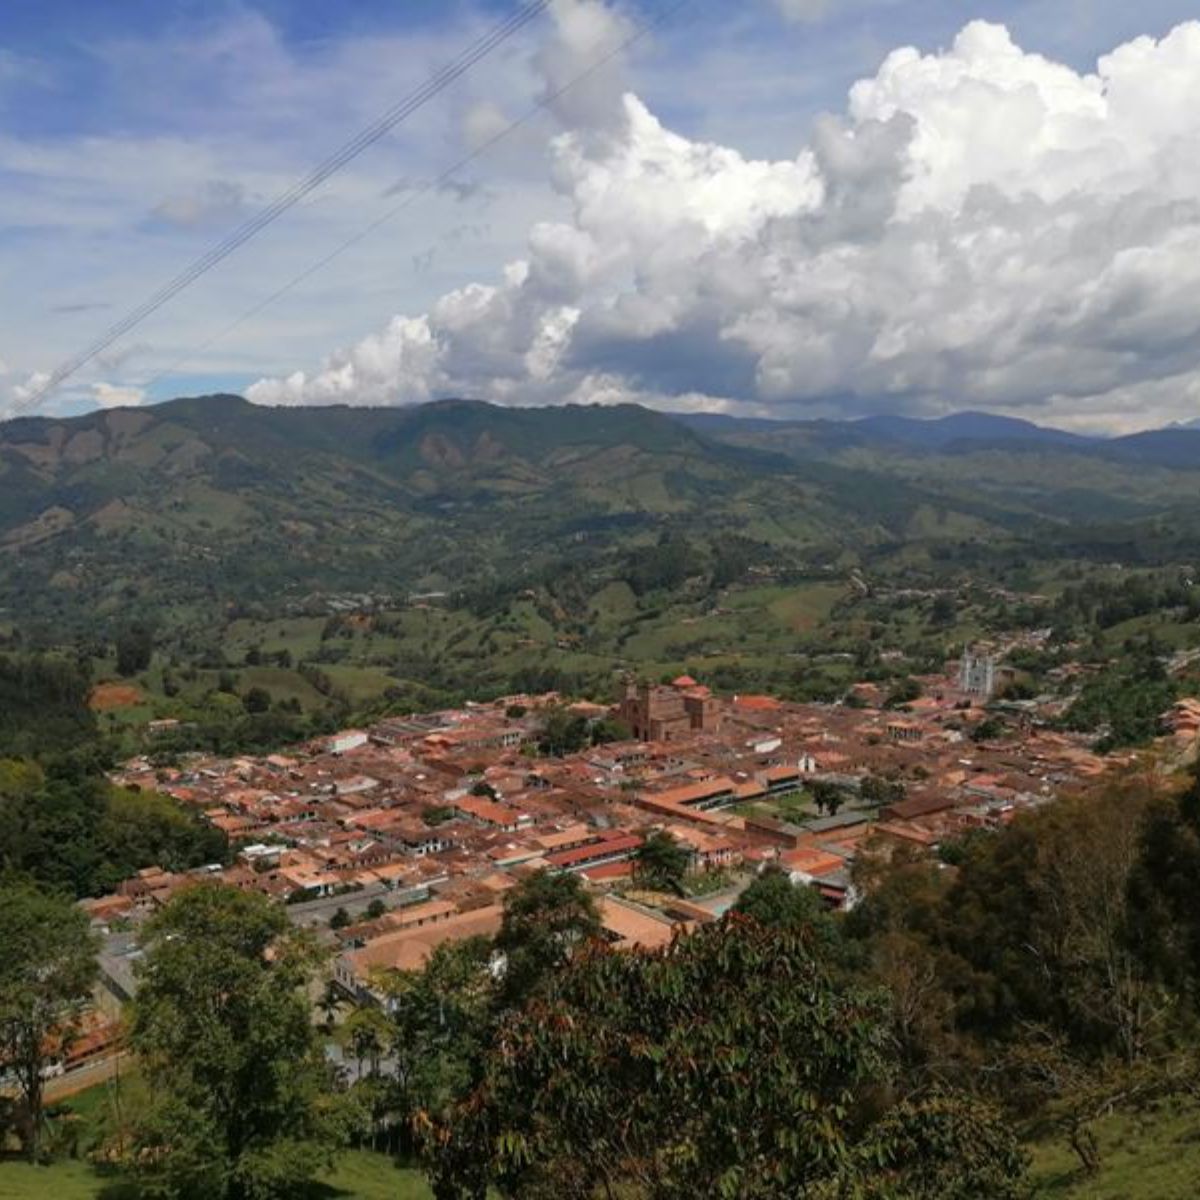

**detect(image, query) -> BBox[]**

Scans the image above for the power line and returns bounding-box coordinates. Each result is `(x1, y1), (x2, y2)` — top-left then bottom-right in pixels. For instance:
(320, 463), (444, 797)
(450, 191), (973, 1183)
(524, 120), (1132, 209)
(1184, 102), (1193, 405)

(18, 0), (554, 414)
(143, 0), (690, 398)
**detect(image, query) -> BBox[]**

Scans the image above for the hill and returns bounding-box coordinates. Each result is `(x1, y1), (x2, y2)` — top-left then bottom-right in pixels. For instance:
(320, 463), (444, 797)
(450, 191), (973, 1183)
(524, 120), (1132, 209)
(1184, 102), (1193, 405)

(0, 394), (1041, 637)
(5, 394), (1200, 708)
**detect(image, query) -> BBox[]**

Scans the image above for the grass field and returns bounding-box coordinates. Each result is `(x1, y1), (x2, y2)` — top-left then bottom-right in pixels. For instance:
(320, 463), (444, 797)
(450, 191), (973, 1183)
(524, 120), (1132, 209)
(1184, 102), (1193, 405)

(1028, 1097), (1200, 1197)
(0, 1150), (430, 1199)
(0, 1077), (431, 1200)
(9, 1081), (1200, 1197)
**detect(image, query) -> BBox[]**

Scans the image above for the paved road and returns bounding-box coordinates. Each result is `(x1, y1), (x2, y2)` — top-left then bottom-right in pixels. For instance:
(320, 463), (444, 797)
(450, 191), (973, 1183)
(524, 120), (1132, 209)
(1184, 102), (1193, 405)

(42, 1052), (131, 1103)
(285, 882), (393, 929)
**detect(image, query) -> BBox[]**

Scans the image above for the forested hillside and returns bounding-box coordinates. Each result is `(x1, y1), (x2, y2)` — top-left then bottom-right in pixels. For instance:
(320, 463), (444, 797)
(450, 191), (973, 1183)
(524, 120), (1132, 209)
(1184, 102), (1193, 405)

(8, 395), (1200, 645)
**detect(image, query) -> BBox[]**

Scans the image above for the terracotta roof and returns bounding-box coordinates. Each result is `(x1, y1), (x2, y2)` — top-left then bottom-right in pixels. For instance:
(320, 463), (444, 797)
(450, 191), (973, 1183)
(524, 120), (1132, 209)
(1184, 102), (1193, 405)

(545, 833), (643, 869)
(644, 776), (736, 807)
(347, 904), (504, 975)
(598, 897), (678, 950)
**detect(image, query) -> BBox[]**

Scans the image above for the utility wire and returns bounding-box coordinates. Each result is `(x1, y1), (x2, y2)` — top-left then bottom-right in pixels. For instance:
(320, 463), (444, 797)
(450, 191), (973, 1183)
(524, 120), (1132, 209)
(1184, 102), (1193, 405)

(19, 0), (554, 414)
(142, 0), (690, 398)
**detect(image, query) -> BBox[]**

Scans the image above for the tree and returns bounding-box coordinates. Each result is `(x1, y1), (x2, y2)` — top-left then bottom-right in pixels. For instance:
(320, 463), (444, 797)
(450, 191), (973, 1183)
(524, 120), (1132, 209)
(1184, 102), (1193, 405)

(535, 708), (589, 757)
(381, 936), (495, 1144)
(344, 1005), (391, 1080)
(0, 880), (98, 1161)
(115, 624), (154, 677)
(330, 906), (352, 930)
(810, 779), (847, 816)
(930, 593), (957, 627)
(633, 829), (691, 895)
(242, 686), (271, 714)
(732, 866), (837, 945)
(128, 884), (343, 1198)
(589, 716), (630, 746)
(1128, 764), (1200, 1000)
(861, 775), (906, 806)
(365, 898), (387, 921)
(317, 978), (344, 1032)
(494, 870), (600, 1006)
(852, 1091), (1028, 1199)
(885, 677), (923, 709)
(424, 919), (1026, 1198)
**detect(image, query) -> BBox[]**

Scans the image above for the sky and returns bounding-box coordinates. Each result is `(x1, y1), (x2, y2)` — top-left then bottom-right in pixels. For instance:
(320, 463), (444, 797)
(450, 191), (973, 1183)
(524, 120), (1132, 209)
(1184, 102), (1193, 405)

(3, 0), (1200, 432)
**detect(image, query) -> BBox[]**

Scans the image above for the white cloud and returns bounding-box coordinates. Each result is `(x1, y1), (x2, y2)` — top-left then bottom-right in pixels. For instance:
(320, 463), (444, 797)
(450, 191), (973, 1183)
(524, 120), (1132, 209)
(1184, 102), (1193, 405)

(91, 381), (146, 408)
(533, 0), (635, 133)
(0, 370), (50, 420)
(250, 18), (1200, 430)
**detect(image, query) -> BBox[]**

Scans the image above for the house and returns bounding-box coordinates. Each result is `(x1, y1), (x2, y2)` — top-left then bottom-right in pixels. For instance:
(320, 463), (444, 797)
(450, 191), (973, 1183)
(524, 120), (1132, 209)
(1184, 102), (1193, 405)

(451, 794), (532, 832)
(327, 730), (369, 755)
(639, 776), (737, 811)
(334, 904), (505, 1000)
(544, 832), (644, 874)
(598, 896), (679, 950)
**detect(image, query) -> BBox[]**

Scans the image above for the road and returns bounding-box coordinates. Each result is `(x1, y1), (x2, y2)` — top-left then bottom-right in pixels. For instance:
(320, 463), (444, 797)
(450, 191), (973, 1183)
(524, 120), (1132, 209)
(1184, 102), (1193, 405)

(42, 1052), (131, 1103)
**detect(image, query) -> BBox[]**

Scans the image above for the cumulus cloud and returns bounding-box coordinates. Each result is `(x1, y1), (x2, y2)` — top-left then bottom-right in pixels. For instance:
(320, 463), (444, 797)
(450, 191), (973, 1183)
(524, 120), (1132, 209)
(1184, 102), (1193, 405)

(533, 0), (635, 134)
(249, 19), (1200, 429)
(91, 381), (146, 408)
(0, 369), (50, 419)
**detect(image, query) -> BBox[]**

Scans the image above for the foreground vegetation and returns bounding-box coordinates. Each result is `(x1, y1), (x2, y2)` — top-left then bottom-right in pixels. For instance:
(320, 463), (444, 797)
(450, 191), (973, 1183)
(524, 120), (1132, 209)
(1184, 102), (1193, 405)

(8, 758), (1200, 1195)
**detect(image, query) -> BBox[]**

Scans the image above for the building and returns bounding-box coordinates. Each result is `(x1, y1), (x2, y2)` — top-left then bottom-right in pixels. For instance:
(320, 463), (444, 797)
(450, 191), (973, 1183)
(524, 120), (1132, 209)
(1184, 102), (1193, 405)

(619, 676), (722, 742)
(959, 648), (997, 699)
(327, 730), (369, 755)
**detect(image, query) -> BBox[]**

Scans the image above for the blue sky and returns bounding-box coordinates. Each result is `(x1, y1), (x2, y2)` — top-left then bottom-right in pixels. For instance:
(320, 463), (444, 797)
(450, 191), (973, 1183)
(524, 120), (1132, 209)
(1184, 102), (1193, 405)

(4, 1), (1200, 428)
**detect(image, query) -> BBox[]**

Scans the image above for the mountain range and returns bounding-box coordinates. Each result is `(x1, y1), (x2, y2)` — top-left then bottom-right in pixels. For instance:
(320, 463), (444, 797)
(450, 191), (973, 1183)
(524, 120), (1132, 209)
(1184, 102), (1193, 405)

(3, 394), (1200, 635)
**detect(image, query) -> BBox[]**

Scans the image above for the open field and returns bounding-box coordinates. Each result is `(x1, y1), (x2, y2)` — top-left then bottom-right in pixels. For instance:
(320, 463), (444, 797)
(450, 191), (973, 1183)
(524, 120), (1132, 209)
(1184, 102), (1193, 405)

(0, 1075), (432, 1200)
(1029, 1097), (1200, 1198)
(0, 1153), (430, 1200)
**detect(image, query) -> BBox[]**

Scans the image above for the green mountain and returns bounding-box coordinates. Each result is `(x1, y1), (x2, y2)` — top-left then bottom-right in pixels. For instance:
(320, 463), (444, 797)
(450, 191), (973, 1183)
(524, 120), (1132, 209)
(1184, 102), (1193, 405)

(2, 395), (1198, 641)
(0, 395), (834, 633)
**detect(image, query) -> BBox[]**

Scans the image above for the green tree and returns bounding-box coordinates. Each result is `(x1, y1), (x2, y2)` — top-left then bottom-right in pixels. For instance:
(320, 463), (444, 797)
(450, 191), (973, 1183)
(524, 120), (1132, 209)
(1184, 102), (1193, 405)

(811, 779), (847, 816)
(424, 919), (1026, 1198)
(365, 898), (387, 921)
(535, 708), (589, 757)
(589, 716), (631, 746)
(861, 775), (906, 806)
(1128, 764), (1200, 999)
(344, 1005), (391, 1080)
(732, 866), (838, 946)
(379, 936), (495, 1152)
(885, 677), (923, 709)
(242, 686), (272, 714)
(494, 870), (600, 1006)
(633, 829), (691, 895)
(128, 884), (343, 1198)
(0, 880), (98, 1161)
(115, 624), (154, 677)
(853, 1091), (1028, 1199)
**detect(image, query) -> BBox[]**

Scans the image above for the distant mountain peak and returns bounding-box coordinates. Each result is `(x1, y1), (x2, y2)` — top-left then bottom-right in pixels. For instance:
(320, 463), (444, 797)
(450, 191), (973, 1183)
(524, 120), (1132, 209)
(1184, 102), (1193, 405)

(852, 410), (1092, 449)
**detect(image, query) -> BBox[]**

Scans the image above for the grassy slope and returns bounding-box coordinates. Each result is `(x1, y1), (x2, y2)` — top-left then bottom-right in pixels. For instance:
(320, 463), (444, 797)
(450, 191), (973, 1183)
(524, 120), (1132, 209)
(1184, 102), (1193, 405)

(0, 1154), (430, 1199)
(1028, 1097), (1200, 1197)
(8, 1100), (1200, 1198)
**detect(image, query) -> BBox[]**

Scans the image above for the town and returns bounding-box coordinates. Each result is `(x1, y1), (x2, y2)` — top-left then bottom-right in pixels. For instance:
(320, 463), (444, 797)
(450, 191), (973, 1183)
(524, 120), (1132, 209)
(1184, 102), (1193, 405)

(68, 644), (1160, 1067)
